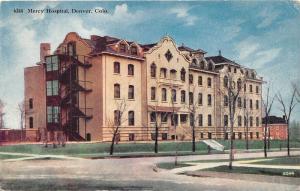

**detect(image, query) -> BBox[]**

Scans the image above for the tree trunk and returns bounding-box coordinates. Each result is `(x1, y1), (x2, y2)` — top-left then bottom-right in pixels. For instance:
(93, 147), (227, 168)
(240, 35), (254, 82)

(110, 132), (116, 155)
(154, 122), (158, 153)
(287, 122), (290, 156)
(192, 125), (195, 152)
(267, 127), (270, 150)
(264, 121), (268, 158)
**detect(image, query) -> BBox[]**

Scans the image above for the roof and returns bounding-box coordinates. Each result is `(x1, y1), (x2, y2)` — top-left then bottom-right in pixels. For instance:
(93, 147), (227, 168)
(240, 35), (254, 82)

(178, 45), (206, 54)
(205, 55), (240, 66)
(262, 116), (286, 124)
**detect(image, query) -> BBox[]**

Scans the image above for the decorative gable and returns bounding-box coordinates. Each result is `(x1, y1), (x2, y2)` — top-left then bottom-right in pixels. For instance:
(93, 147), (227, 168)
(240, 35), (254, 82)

(165, 49), (173, 62)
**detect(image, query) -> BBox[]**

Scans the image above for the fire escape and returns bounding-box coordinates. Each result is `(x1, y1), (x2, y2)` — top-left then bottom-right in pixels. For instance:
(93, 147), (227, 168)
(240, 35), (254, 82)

(59, 54), (93, 141)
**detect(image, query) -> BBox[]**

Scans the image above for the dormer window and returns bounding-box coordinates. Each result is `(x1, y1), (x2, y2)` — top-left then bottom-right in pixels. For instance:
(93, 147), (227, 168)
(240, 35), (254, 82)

(208, 63), (213, 71)
(130, 46), (138, 55)
(200, 61), (205, 69)
(119, 43), (126, 53)
(192, 58), (197, 65)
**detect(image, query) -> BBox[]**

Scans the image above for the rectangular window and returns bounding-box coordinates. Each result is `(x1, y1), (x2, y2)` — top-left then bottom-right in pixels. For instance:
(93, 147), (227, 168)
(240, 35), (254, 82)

(46, 80), (59, 96)
(180, 114), (187, 124)
(208, 94), (212, 106)
(208, 114), (212, 126)
(47, 106), (60, 123)
(198, 114), (203, 126)
(162, 133), (168, 140)
(200, 133), (204, 139)
(189, 92), (193, 105)
(128, 85), (134, 99)
(29, 98), (33, 109)
(256, 100), (259, 109)
(46, 56), (59, 71)
(198, 93), (203, 105)
(129, 133), (135, 141)
(150, 112), (156, 122)
(224, 115), (228, 126)
(29, 117), (33, 129)
(151, 87), (156, 100)
(171, 114), (178, 126)
(161, 112), (168, 123)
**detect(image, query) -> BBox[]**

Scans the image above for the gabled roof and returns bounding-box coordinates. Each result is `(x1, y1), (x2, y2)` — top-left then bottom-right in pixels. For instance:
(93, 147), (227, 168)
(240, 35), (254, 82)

(178, 45), (206, 54)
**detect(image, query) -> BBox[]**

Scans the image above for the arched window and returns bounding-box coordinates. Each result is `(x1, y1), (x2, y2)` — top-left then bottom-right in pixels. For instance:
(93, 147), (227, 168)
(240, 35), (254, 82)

(128, 85), (134, 99)
(200, 61), (205, 69)
(119, 43), (127, 53)
(171, 89), (176, 102)
(114, 84), (120, 98)
(208, 94), (212, 106)
(114, 110), (121, 126)
(114, 62), (120, 74)
(198, 76), (203, 86)
(189, 92), (193, 105)
(128, 111), (135, 126)
(207, 77), (212, 87)
(237, 78), (242, 90)
(250, 99), (253, 109)
(151, 87), (156, 100)
(224, 95), (228, 106)
(150, 63), (156, 78)
(160, 68), (167, 78)
(128, 64), (134, 75)
(192, 58), (197, 65)
(189, 74), (193, 84)
(162, 88), (167, 101)
(238, 116), (242, 126)
(170, 69), (177, 80)
(238, 97), (242, 107)
(250, 116), (253, 127)
(249, 85), (253, 92)
(208, 63), (213, 71)
(180, 68), (186, 82)
(29, 117), (33, 128)
(181, 90), (186, 103)
(130, 46), (138, 55)
(224, 76), (228, 87)
(251, 72), (255, 79)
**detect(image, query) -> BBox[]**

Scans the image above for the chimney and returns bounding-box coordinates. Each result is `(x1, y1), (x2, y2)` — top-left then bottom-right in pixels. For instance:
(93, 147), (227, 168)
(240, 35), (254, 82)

(282, 115), (286, 120)
(40, 43), (51, 64)
(218, 50), (222, 56)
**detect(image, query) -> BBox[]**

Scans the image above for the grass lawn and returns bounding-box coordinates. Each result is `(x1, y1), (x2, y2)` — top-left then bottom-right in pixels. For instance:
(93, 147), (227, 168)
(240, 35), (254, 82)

(0, 154), (26, 160)
(202, 165), (300, 177)
(157, 162), (193, 169)
(250, 156), (300, 166)
(0, 140), (298, 157)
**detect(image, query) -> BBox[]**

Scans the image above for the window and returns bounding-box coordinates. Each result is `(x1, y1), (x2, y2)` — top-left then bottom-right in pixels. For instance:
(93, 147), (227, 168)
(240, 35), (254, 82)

(128, 85), (134, 99)
(150, 63), (156, 77)
(181, 90), (186, 103)
(238, 116), (242, 126)
(150, 112), (156, 122)
(197, 93), (203, 105)
(47, 106), (60, 123)
(162, 133), (168, 140)
(151, 87), (156, 100)
(198, 114), (203, 126)
(171, 89), (176, 102)
(207, 77), (212, 87)
(249, 84), (253, 93)
(228, 66), (231, 72)
(198, 76), (202, 86)
(250, 116), (253, 127)
(160, 68), (167, 78)
(68, 42), (76, 56)
(46, 80), (59, 96)
(29, 117), (33, 128)
(128, 111), (134, 126)
(208, 63), (213, 71)
(151, 133), (156, 140)
(244, 116), (247, 126)
(86, 133), (91, 141)
(256, 100), (259, 109)
(114, 110), (121, 126)
(114, 62), (120, 74)
(46, 56), (59, 72)
(237, 78), (242, 90)
(224, 76), (228, 88)
(232, 132), (235, 140)
(244, 84), (247, 92)
(161, 88), (167, 101)
(256, 117), (259, 127)
(250, 132), (253, 139)
(244, 98), (247, 108)
(180, 68), (186, 82)
(256, 86), (259, 94)
(114, 84), (120, 98)
(189, 74), (193, 84)
(208, 114), (212, 126)
(225, 133), (229, 140)
(224, 115), (228, 126)
(180, 114), (187, 124)
(129, 133), (135, 141)
(238, 132), (242, 139)
(119, 43), (126, 53)
(234, 68), (237, 73)
(171, 114), (178, 126)
(192, 58), (197, 65)
(29, 98), (33, 109)
(128, 64), (134, 75)
(256, 132), (259, 138)
(238, 97), (242, 107)
(189, 92), (194, 105)
(130, 46), (138, 55)
(250, 99), (253, 109)
(200, 61), (205, 69)
(208, 132), (212, 139)
(161, 112), (168, 123)
(200, 133), (204, 139)
(208, 94), (212, 106)
(224, 95), (228, 107)
(170, 69), (177, 80)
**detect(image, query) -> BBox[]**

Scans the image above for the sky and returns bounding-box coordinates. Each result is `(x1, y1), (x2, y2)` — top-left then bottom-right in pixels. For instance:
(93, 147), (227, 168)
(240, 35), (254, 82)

(0, 1), (300, 129)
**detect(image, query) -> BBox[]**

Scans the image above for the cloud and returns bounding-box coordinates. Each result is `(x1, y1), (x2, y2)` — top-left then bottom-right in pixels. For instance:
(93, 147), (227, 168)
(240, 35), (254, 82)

(252, 48), (281, 68)
(235, 37), (260, 60)
(257, 7), (280, 28)
(170, 6), (198, 26)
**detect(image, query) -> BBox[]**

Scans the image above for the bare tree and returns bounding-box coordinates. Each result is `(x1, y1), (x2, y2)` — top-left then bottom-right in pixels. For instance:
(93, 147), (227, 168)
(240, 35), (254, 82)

(18, 100), (25, 141)
(170, 87), (179, 166)
(0, 99), (5, 129)
(109, 99), (128, 155)
(219, 68), (245, 170)
(276, 86), (298, 156)
(262, 87), (275, 158)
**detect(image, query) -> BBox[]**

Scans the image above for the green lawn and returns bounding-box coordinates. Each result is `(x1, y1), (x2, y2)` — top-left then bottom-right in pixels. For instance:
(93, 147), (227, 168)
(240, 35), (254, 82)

(0, 154), (26, 160)
(202, 165), (300, 177)
(251, 156), (300, 166)
(157, 162), (192, 169)
(0, 140), (298, 157)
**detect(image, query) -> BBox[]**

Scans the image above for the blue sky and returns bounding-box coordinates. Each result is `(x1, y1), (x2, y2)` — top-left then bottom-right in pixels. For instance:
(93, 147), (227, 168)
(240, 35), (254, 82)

(0, 1), (300, 129)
